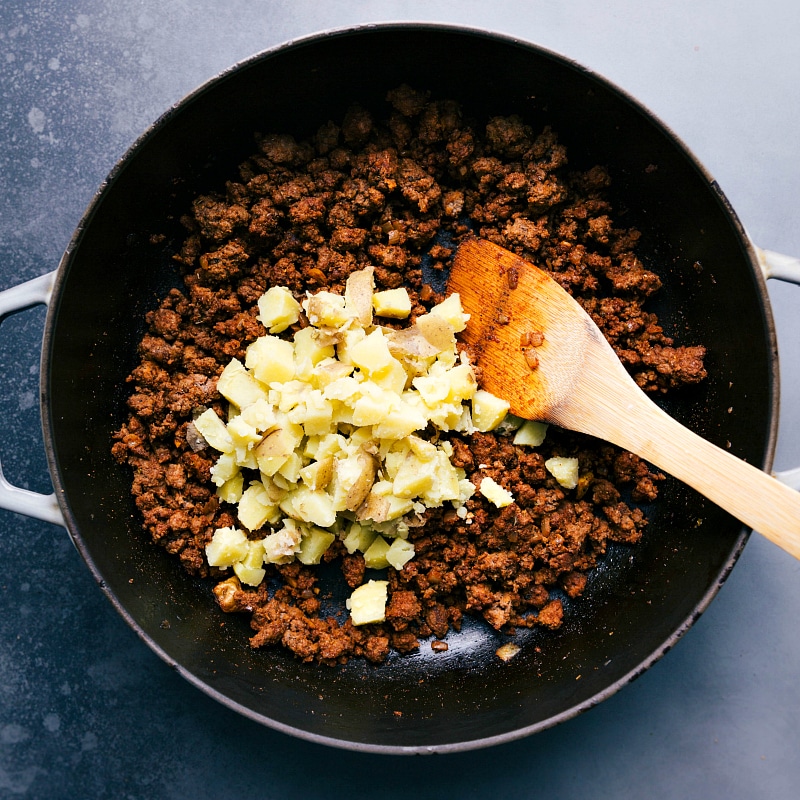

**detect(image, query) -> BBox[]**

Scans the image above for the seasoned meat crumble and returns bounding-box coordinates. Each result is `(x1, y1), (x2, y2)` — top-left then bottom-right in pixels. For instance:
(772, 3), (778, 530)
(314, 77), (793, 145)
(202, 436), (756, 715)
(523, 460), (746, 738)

(111, 85), (706, 664)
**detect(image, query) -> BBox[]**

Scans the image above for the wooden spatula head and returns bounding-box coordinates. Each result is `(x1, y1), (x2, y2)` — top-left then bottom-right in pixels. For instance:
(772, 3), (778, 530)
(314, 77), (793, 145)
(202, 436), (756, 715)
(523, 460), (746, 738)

(448, 238), (615, 424)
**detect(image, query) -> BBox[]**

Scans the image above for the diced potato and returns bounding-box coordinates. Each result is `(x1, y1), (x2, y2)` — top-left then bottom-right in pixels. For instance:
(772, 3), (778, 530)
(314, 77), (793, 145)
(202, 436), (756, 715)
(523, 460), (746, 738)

(217, 359), (268, 410)
(545, 456), (579, 489)
(421, 450), (461, 506)
(358, 492), (414, 523)
(373, 288), (412, 319)
(392, 452), (436, 499)
(262, 520), (303, 564)
(277, 451), (303, 483)
(335, 326), (366, 365)
(346, 580), (388, 626)
(193, 408), (234, 453)
(386, 537), (415, 570)
(304, 290), (350, 328)
(289, 485), (337, 528)
(478, 476), (515, 508)
(342, 521), (377, 555)
(311, 358), (353, 389)
(237, 482), (275, 531)
(217, 472), (244, 504)
(472, 389), (510, 432)
(297, 526), (336, 565)
(513, 420), (549, 447)
(205, 527), (249, 568)
(363, 535), (391, 569)
(348, 329), (393, 376)
(412, 373), (450, 406)
(227, 414), (261, 456)
(255, 424), (303, 476)
(293, 326), (336, 371)
(430, 292), (469, 332)
(370, 356), (408, 395)
(240, 398), (277, 432)
(246, 335), (296, 385)
(233, 560), (266, 587)
(372, 399), (428, 440)
(299, 456), (334, 491)
(445, 363), (478, 404)
(257, 286), (301, 333)
(233, 540), (267, 586)
(210, 451), (240, 487)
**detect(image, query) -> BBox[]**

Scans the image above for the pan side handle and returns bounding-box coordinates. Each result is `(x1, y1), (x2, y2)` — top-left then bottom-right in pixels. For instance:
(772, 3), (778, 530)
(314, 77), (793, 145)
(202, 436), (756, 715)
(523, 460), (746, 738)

(758, 248), (800, 490)
(0, 272), (64, 526)
(757, 248), (800, 284)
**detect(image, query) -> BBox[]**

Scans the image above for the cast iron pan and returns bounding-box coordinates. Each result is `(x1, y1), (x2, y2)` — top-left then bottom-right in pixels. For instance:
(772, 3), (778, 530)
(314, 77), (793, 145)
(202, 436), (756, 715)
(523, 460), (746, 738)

(38, 24), (777, 752)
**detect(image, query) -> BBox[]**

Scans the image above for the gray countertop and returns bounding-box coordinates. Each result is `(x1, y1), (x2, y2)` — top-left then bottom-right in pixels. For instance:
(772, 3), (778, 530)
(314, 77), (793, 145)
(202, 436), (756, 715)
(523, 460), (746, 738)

(1, 2), (799, 798)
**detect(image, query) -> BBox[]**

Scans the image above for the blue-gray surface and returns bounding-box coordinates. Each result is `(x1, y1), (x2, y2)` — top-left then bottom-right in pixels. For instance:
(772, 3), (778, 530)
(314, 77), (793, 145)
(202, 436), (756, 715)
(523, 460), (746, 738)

(1, 2), (799, 798)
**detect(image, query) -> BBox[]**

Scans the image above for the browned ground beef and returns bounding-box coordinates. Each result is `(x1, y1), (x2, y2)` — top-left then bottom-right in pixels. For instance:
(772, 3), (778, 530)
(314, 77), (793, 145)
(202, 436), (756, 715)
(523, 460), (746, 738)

(111, 85), (706, 665)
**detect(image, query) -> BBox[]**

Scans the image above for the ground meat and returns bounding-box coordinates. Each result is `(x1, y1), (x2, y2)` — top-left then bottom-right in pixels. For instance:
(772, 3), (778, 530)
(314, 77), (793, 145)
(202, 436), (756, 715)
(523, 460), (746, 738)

(112, 85), (705, 665)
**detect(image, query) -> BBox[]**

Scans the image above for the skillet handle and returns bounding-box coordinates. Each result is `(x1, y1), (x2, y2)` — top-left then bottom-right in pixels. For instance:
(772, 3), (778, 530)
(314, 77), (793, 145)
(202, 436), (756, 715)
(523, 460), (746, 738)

(0, 271), (64, 526)
(758, 248), (800, 284)
(758, 248), (800, 489)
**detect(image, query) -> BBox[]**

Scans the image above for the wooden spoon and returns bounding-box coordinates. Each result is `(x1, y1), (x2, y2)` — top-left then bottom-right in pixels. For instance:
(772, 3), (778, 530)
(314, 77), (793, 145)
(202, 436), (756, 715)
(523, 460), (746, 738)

(448, 237), (800, 560)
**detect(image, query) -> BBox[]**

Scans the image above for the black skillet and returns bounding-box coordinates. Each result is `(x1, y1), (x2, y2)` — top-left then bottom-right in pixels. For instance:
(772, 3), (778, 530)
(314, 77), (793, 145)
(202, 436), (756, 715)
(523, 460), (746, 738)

(1, 24), (789, 752)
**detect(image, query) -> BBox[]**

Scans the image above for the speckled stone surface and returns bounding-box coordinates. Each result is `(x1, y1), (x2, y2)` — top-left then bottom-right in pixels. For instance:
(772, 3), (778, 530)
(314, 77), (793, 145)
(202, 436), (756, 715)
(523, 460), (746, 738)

(1, 2), (799, 798)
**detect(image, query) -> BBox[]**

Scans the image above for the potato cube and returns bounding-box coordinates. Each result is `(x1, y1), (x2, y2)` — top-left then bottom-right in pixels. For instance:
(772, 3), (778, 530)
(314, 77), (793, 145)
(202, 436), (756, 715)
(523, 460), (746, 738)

(303, 291), (350, 328)
(210, 451), (240, 487)
(363, 535), (391, 569)
(430, 292), (469, 332)
(386, 538), (415, 570)
(193, 408), (234, 453)
(299, 456), (334, 491)
(311, 358), (354, 389)
(393, 452), (436, 499)
(240, 398), (277, 433)
(513, 420), (549, 447)
(216, 472), (244, 504)
(346, 580), (388, 626)
(205, 526), (249, 568)
(293, 326), (336, 371)
(233, 540), (266, 586)
(373, 288), (412, 319)
(237, 482), (275, 531)
(421, 450), (461, 505)
(255, 423), (303, 476)
(372, 399), (428, 440)
(478, 476), (515, 508)
(336, 326), (366, 365)
(342, 521), (377, 555)
(545, 456), (579, 489)
(297, 527), (336, 565)
(370, 356), (408, 395)
(257, 286), (301, 333)
(349, 329), (393, 376)
(262, 520), (303, 564)
(217, 358), (268, 410)
(245, 335), (296, 385)
(472, 389), (510, 432)
(296, 391), (334, 437)
(446, 363), (478, 404)
(288, 485), (337, 528)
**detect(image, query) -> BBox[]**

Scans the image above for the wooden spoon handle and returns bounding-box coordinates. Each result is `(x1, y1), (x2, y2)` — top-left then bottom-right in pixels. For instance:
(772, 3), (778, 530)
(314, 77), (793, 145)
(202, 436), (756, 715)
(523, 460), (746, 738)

(609, 393), (800, 559)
